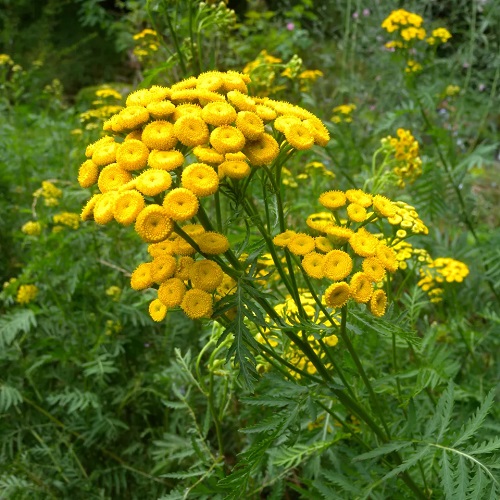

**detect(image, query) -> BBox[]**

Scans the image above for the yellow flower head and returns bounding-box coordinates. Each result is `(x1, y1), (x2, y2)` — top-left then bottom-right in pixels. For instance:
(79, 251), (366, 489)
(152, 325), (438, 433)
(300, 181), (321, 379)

(149, 298), (167, 322)
(370, 289), (387, 317)
(227, 90), (256, 112)
(181, 163), (219, 197)
(94, 192), (119, 225)
(193, 146), (225, 165)
(236, 111), (264, 140)
(78, 160), (99, 188)
(135, 204), (174, 243)
(117, 105), (150, 130)
(148, 149), (184, 171)
(319, 190), (347, 210)
(130, 262), (153, 290)
(377, 244), (399, 273)
(219, 160), (251, 180)
(362, 257), (386, 282)
(322, 250), (353, 281)
(181, 288), (213, 319)
(147, 100), (176, 120)
(347, 203), (367, 222)
(284, 122), (315, 150)
(324, 282), (350, 308)
(142, 121), (178, 151)
(53, 212), (80, 230)
(273, 230), (297, 247)
(92, 141), (119, 167)
(303, 117), (330, 147)
(114, 190), (145, 226)
(314, 236), (334, 253)
(151, 254), (177, 284)
(174, 114), (210, 147)
(349, 272), (373, 303)
(116, 139), (150, 171)
(163, 188), (200, 221)
(197, 232), (230, 254)
(98, 164), (133, 193)
(346, 189), (372, 208)
(189, 259), (224, 292)
(287, 233), (316, 256)
(302, 251), (325, 279)
(158, 277), (186, 307)
(349, 228), (379, 257)
(210, 125), (246, 154)
(81, 194), (101, 221)
(306, 212), (334, 232)
(175, 256), (195, 280)
(243, 133), (280, 166)
(201, 101), (237, 126)
(21, 221), (42, 236)
(135, 169), (172, 196)
(372, 195), (396, 218)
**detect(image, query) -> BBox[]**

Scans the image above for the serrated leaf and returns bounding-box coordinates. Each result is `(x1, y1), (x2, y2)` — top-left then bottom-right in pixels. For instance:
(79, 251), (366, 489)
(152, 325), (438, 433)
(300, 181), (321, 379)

(380, 445), (429, 483)
(353, 441), (413, 462)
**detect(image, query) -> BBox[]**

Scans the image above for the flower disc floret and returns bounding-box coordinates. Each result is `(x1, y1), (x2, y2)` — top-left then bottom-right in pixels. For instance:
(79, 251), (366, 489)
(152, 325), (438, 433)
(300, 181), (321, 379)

(158, 277), (186, 307)
(322, 250), (353, 281)
(174, 114), (210, 147)
(142, 121), (178, 150)
(147, 100), (175, 119)
(346, 189), (372, 208)
(302, 117), (330, 147)
(114, 190), (145, 225)
(193, 146), (225, 165)
(175, 256), (195, 280)
(349, 228), (379, 257)
(324, 282), (350, 308)
(135, 204), (174, 243)
(273, 230), (297, 247)
(116, 139), (149, 171)
(376, 244), (398, 272)
(227, 90), (256, 111)
(181, 289), (213, 319)
(81, 194), (101, 221)
(181, 163), (219, 197)
(163, 188), (199, 221)
(92, 141), (118, 167)
(219, 160), (251, 180)
(197, 232), (230, 254)
(362, 257), (386, 282)
(372, 195), (396, 218)
(347, 203), (367, 222)
(172, 103), (202, 121)
(210, 125), (246, 154)
(117, 106), (149, 129)
(136, 169), (172, 196)
(94, 192), (118, 224)
(189, 260), (223, 292)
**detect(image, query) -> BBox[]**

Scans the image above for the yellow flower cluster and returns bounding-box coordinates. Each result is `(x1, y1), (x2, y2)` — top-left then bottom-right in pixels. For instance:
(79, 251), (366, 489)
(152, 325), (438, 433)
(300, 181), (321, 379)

(53, 212), (80, 230)
(0, 54), (14, 66)
(391, 240), (431, 270)
(256, 292), (338, 378)
(79, 71), (330, 322)
(21, 220), (42, 236)
(381, 128), (422, 187)
(444, 84), (460, 97)
(80, 87), (123, 130)
(16, 284), (38, 305)
(33, 181), (63, 207)
(272, 189), (421, 317)
(133, 29), (160, 60)
(418, 257), (469, 303)
(105, 285), (122, 302)
(281, 161), (334, 188)
(405, 59), (423, 73)
(427, 28), (452, 45)
(382, 9), (451, 52)
(331, 104), (356, 124)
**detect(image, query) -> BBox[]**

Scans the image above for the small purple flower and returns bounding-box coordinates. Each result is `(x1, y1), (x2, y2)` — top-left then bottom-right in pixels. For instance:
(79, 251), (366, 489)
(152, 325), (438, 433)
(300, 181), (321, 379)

(352, 11), (359, 19)
(286, 22), (295, 31)
(363, 8), (370, 16)
(478, 83), (486, 92)
(463, 62), (470, 69)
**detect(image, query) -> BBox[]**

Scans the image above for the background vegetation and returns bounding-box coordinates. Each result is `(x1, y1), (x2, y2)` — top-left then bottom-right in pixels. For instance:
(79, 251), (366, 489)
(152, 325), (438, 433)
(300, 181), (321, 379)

(1, 0), (499, 498)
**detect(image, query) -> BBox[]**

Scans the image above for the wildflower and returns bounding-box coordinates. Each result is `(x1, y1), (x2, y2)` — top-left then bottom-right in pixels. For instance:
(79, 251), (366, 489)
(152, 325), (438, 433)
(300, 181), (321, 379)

(319, 190), (346, 209)
(53, 212), (80, 230)
(314, 236), (334, 253)
(197, 232), (230, 254)
(235, 111), (264, 140)
(322, 250), (353, 281)
(243, 134), (280, 166)
(114, 190), (145, 225)
(362, 257), (386, 282)
(370, 289), (387, 316)
(227, 90), (256, 112)
(347, 203), (367, 222)
(81, 194), (101, 221)
(174, 115), (210, 147)
(405, 60), (423, 73)
(274, 115), (302, 133)
(306, 212), (334, 232)
(324, 282), (350, 308)
(349, 228), (379, 257)
(193, 146), (225, 165)
(349, 272), (373, 303)
(287, 233), (316, 256)
(117, 106), (149, 130)
(135, 204), (174, 243)
(181, 163), (219, 197)
(302, 252), (325, 279)
(151, 254), (177, 283)
(142, 121), (178, 150)
(201, 101), (237, 126)
(92, 141), (119, 167)
(181, 288), (213, 319)
(130, 262), (153, 290)
(372, 195), (396, 217)
(331, 104), (356, 123)
(158, 277), (186, 307)
(16, 284), (38, 304)
(273, 230), (297, 247)
(303, 117), (330, 147)
(93, 192), (119, 224)
(284, 123), (315, 150)
(189, 260), (223, 291)
(210, 125), (246, 154)
(172, 103), (203, 121)
(116, 140), (150, 171)
(175, 256), (195, 280)
(148, 149), (184, 171)
(21, 221), (42, 236)
(323, 225), (354, 246)
(147, 100), (176, 119)
(427, 27), (452, 45)
(78, 160), (99, 188)
(135, 169), (172, 196)
(219, 160), (251, 179)
(149, 298), (167, 322)
(163, 188), (200, 221)
(346, 189), (372, 207)
(98, 164), (133, 192)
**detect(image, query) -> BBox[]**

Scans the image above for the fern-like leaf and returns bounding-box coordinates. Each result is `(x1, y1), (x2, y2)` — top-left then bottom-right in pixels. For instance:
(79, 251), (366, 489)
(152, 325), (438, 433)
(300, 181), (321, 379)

(0, 309), (36, 348)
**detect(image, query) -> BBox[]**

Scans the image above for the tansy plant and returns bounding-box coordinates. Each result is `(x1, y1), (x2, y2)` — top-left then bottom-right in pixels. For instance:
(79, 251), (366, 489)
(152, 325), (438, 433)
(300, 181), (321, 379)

(75, 69), (454, 496)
